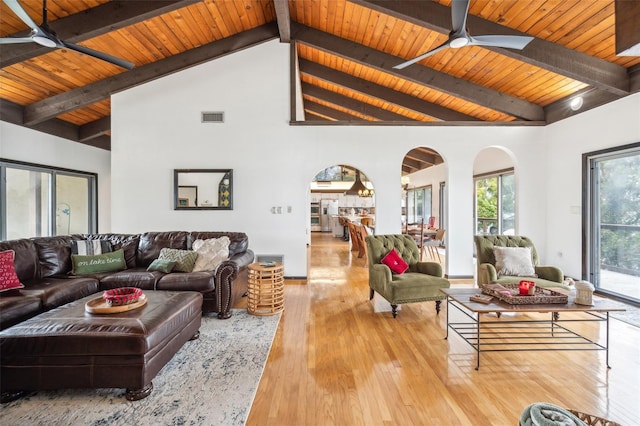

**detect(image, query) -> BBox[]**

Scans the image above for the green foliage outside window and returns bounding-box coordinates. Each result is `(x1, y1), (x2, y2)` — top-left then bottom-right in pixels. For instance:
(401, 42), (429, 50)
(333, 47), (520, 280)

(598, 154), (640, 274)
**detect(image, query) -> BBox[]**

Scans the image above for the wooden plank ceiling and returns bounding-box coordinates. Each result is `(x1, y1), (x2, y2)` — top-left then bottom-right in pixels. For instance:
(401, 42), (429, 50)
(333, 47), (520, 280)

(1, 0), (639, 173)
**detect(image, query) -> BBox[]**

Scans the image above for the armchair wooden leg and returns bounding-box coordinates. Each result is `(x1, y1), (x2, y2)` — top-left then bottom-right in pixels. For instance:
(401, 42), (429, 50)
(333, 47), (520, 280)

(369, 288), (374, 300)
(435, 300), (442, 315)
(391, 304), (398, 318)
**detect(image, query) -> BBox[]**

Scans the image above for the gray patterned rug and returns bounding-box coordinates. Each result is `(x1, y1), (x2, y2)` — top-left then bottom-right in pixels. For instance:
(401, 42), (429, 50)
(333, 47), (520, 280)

(0, 309), (281, 426)
(609, 301), (640, 328)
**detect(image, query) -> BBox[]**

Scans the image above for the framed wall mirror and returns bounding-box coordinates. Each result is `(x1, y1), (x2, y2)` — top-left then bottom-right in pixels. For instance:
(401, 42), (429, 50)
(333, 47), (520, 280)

(174, 169), (233, 210)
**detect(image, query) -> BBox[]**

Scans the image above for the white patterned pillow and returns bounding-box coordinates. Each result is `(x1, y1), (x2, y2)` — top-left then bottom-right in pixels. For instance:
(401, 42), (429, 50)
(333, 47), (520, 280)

(71, 240), (112, 255)
(493, 246), (537, 277)
(192, 237), (230, 272)
(158, 248), (198, 272)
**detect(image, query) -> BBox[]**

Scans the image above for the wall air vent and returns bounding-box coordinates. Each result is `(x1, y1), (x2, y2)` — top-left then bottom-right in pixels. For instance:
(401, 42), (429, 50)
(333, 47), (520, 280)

(201, 111), (224, 123)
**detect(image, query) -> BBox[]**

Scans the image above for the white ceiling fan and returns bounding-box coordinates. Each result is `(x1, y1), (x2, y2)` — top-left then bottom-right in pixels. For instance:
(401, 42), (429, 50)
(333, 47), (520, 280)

(0, 0), (134, 70)
(394, 0), (534, 70)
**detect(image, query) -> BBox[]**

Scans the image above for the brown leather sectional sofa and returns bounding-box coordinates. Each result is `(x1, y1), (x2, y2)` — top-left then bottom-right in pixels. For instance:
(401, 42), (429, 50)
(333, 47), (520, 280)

(0, 231), (255, 330)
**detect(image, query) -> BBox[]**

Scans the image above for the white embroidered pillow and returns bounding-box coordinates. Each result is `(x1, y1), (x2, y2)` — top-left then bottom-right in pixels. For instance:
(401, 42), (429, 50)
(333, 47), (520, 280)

(192, 237), (230, 272)
(493, 246), (537, 277)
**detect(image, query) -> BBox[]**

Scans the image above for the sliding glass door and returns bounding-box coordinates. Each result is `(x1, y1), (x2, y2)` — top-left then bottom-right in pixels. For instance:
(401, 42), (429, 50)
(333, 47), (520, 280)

(585, 143), (640, 303)
(1, 160), (97, 240)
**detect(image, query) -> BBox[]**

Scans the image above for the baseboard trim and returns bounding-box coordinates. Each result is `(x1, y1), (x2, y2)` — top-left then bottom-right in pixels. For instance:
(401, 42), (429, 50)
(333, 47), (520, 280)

(285, 276), (307, 284)
(445, 274), (474, 280)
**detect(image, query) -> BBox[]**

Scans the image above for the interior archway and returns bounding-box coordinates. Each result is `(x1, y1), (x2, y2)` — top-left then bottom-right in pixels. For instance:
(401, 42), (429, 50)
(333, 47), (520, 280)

(401, 147), (446, 264)
(308, 164), (376, 246)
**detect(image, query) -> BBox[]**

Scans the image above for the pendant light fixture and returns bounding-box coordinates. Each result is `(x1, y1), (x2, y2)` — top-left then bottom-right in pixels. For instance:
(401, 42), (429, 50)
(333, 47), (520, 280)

(345, 170), (374, 197)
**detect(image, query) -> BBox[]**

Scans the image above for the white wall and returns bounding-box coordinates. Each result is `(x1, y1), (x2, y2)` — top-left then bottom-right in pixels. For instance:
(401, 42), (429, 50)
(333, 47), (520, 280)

(0, 122), (112, 232)
(111, 42), (554, 277)
(545, 93), (640, 279)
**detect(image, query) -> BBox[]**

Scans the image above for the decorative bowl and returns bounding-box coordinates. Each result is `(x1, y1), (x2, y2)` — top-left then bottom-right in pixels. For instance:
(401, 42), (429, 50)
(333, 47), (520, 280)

(103, 287), (143, 306)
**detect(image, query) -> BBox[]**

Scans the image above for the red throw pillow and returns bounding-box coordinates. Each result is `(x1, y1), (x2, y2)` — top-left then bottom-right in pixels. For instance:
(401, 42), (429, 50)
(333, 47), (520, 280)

(381, 248), (409, 274)
(0, 250), (25, 292)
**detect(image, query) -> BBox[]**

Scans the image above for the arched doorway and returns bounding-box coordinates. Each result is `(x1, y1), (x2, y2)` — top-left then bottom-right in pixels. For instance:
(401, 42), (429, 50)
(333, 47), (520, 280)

(309, 164), (375, 245)
(401, 147), (446, 263)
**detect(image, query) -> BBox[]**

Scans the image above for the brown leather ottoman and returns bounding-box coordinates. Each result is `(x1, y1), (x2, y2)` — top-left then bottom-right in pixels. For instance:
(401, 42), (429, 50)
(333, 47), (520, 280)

(0, 291), (202, 402)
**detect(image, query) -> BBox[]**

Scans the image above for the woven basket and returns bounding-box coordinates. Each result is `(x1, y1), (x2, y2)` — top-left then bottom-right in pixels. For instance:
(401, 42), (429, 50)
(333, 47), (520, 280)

(567, 409), (621, 426)
(102, 287), (143, 306)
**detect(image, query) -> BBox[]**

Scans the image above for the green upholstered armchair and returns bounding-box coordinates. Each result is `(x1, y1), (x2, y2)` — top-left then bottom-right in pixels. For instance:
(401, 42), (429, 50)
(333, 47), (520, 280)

(365, 234), (451, 318)
(474, 235), (568, 289)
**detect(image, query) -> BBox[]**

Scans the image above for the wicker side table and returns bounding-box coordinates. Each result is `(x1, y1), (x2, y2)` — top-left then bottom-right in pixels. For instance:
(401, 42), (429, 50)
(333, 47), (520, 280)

(247, 262), (284, 316)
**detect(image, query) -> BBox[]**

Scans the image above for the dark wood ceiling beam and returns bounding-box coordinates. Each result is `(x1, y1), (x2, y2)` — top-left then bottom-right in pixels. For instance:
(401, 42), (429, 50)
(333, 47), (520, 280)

(402, 164), (419, 174)
(630, 64), (640, 93)
(615, 0), (640, 56)
(304, 110), (333, 121)
(0, 1), (196, 68)
(353, 0), (629, 96)
(79, 116), (110, 142)
(299, 59), (478, 122)
(302, 83), (416, 122)
(273, 0), (291, 43)
(23, 23), (279, 125)
(0, 99), (110, 149)
(402, 158), (423, 171)
(304, 99), (366, 121)
(291, 23), (543, 121)
(544, 87), (623, 124)
(407, 151), (438, 165)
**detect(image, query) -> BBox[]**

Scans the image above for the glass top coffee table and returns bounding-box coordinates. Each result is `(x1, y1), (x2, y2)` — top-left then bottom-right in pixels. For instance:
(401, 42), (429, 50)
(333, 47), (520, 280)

(440, 288), (626, 370)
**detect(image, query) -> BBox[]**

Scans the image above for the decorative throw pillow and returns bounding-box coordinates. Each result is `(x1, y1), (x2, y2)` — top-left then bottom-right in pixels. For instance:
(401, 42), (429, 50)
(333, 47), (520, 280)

(192, 237), (230, 272)
(381, 248), (409, 274)
(71, 240), (112, 255)
(71, 249), (127, 275)
(158, 248), (198, 273)
(493, 246), (537, 277)
(147, 258), (177, 273)
(0, 250), (25, 292)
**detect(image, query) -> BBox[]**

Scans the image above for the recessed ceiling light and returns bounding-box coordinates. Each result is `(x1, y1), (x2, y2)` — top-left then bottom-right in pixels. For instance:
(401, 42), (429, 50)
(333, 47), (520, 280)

(570, 96), (583, 111)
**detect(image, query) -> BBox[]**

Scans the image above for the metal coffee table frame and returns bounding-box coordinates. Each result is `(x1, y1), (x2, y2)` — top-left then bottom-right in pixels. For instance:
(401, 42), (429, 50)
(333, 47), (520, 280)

(441, 288), (625, 370)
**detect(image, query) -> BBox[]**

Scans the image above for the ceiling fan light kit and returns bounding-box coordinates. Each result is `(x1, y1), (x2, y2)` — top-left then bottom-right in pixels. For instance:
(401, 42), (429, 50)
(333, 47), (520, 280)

(394, 0), (534, 69)
(0, 0), (134, 70)
(449, 37), (469, 48)
(31, 33), (56, 48)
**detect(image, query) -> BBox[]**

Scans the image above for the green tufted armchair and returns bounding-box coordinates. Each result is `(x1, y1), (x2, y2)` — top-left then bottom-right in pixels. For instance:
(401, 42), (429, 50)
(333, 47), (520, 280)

(474, 235), (568, 289)
(365, 234), (451, 318)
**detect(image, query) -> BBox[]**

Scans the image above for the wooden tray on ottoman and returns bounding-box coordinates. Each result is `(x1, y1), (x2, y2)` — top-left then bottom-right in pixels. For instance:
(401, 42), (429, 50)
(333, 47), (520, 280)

(85, 293), (147, 314)
(482, 283), (568, 305)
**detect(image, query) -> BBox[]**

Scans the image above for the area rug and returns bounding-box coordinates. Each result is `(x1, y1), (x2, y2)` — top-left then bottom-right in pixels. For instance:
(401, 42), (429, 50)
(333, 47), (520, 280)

(0, 309), (281, 426)
(609, 301), (640, 328)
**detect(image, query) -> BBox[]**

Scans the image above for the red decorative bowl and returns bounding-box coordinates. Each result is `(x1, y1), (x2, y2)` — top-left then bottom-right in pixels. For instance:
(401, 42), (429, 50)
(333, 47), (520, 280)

(103, 287), (143, 306)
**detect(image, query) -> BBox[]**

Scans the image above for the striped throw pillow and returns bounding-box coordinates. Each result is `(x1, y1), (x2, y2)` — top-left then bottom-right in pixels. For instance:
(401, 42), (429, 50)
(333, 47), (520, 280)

(71, 240), (112, 255)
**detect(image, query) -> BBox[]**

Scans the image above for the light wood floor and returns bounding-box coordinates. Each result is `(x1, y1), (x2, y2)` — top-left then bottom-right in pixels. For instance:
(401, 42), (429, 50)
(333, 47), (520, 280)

(244, 233), (640, 425)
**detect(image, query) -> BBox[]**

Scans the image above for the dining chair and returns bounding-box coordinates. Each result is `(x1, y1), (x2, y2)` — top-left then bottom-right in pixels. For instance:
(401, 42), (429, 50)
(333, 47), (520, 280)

(426, 216), (436, 229)
(347, 221), (359, 252)
(353, 223), (369, 265)
(423, 229), (445, 263)
(405, 219), (429, 261)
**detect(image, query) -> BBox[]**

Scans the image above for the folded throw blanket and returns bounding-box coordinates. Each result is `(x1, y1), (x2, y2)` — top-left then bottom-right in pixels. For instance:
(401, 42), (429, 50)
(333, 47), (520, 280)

(520, 402), (587, 426)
